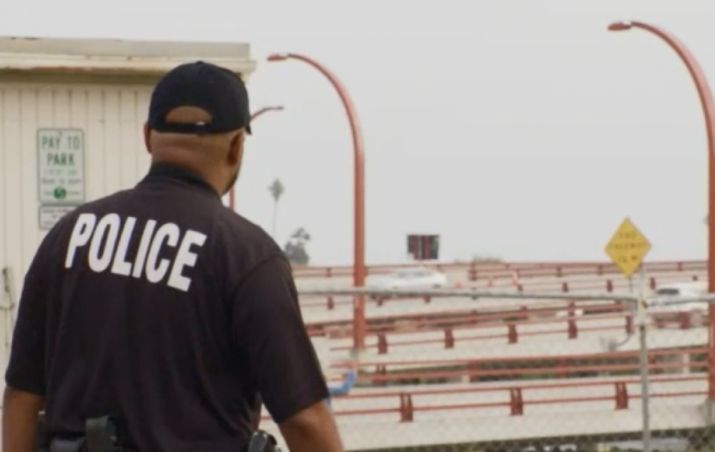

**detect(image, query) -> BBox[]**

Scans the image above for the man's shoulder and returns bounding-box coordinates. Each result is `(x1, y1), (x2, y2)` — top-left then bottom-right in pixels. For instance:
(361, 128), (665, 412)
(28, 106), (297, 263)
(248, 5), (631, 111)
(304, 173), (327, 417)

(48, 190), (133, 233)
(212, 209), (287, 276)
(30, 190), (134, 268)
(216, 209), (279, 251)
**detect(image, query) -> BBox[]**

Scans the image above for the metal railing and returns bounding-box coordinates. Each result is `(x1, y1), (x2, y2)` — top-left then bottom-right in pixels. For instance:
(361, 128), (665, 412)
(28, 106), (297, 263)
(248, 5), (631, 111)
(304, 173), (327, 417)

(292, 259), (707, 280)
(301, 287), (715, 451)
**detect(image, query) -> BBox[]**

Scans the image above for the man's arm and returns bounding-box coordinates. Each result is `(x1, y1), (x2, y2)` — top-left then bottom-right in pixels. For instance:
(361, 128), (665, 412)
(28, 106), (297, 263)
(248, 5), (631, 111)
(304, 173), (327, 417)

(232, 255), (344, 451)
(3, 386), (44, 452)
(279, 401), (343, 452)
(4, 230), (55, 452)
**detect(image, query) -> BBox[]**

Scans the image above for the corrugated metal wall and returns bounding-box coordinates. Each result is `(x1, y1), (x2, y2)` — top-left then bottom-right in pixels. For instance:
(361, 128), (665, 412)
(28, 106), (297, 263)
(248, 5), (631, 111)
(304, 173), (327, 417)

(0, 78), (155, 341)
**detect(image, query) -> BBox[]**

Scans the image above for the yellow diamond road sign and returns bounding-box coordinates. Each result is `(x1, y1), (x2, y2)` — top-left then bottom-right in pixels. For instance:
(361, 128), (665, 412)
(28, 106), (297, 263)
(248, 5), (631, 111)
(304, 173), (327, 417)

(605, 218), (651, 277)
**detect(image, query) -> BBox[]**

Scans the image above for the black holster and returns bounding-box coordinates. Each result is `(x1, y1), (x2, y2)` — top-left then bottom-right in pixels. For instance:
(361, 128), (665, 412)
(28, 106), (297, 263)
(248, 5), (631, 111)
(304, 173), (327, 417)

(38, 415), (129, 452)
(247, 431), (281, 452)
(84, 416), (120, 452)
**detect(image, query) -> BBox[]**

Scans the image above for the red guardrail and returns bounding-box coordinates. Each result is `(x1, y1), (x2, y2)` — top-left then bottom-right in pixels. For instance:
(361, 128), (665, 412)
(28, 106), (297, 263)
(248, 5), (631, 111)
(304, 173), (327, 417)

(299, 347), (708, 425)
(307, 296), (703, 340)
(353, 346), (708, 381)
(287, 367), (707, 423)
(292, 260), (707, 281)
(298, 272), (705, 315)
(330, 374), (707, 421)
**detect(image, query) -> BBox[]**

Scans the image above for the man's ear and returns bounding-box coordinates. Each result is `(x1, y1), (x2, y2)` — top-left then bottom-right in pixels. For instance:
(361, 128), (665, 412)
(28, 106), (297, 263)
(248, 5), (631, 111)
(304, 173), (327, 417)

(143, 123), (152, 154)
(227, 132), (244, 165)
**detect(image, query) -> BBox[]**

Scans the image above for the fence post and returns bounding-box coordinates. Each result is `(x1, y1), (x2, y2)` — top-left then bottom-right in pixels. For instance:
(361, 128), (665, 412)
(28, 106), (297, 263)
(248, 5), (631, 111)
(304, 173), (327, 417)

(508, 324), (518, 344)
(615, 382), (629, 410)
(626, 314), (634, 335)
(568, 319), (578, 340)
(567, 301), (578, 339)
(444, 328), (455, 349)
(399, 393), (414, 422)
(636, 268), (652, 452)
(679, 312), (692, 330)
(510, 388), (524, 416)
(377, 334), (388, 355)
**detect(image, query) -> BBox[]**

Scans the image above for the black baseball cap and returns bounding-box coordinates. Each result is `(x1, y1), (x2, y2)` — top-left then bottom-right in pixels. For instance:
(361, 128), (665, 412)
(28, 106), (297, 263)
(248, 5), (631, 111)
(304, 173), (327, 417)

(148, 61), (251, 135)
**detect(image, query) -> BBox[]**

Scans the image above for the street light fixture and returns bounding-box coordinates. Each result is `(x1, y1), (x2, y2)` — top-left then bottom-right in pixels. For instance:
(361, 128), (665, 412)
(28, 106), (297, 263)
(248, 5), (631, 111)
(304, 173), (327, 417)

(267, 53), (289, 62)
(267, 52), (367, 350)
(607, 22), (632, 32)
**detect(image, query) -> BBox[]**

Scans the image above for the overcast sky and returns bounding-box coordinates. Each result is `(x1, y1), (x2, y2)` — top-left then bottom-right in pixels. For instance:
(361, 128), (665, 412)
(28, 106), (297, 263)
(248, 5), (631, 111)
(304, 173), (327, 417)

(1, 1), (714, 265)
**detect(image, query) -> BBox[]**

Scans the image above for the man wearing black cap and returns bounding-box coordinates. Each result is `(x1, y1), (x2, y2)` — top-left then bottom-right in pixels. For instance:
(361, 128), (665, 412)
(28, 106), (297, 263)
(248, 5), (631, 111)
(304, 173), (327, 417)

(3, 61), (343, 452)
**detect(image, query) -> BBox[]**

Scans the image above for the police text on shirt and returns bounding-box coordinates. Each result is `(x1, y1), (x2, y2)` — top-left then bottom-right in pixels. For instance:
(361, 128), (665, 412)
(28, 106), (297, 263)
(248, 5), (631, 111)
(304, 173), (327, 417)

(64, 213), (207, 292)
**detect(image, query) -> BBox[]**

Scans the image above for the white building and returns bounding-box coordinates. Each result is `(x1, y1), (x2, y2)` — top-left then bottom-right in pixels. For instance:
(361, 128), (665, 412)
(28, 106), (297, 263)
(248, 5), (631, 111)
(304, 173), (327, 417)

(0, 37), (255, 361)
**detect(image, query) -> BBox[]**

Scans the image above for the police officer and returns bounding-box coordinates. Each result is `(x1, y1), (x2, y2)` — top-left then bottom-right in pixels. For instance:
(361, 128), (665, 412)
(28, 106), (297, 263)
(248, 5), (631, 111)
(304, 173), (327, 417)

(3, 61), (344, 452)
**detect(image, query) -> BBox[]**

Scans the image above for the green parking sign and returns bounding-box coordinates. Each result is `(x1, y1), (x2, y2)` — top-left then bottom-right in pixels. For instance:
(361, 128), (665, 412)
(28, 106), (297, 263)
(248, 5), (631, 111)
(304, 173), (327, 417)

(37, 129), (85, 204)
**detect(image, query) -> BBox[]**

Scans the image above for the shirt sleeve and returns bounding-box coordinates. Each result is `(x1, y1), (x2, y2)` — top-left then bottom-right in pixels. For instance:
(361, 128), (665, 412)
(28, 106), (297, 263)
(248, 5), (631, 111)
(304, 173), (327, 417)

(232, 256), (329, 423)
(5, 240), (51, 395)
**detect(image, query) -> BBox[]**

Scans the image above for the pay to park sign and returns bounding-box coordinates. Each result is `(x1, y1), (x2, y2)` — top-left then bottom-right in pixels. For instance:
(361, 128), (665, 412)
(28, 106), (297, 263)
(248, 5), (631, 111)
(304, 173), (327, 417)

(38, 129), (85, 204)
(604, 218), (651, 277)
(37, 129), (85, 230)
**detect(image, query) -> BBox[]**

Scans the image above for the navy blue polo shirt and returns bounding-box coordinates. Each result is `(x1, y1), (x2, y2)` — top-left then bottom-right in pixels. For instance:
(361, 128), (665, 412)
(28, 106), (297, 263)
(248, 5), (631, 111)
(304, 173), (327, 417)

(6, 163), (328, 451)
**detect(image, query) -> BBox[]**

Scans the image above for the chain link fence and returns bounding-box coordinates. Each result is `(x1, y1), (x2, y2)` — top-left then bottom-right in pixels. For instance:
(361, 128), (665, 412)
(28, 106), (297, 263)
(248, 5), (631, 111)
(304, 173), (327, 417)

(287, 273), (715, 452)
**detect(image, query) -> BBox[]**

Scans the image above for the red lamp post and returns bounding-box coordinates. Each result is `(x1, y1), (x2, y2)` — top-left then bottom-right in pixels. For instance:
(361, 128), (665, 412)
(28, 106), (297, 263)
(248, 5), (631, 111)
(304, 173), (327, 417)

(228, 105), (285, 211)
(609, 20), (715, 400)
(267, 53), (367, 350)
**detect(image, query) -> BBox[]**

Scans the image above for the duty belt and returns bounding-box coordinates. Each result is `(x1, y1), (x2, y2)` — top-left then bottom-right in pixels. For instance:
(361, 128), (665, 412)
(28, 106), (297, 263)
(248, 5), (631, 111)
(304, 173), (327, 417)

(39, 415), (279, 452)
(39, 416), (136, 452)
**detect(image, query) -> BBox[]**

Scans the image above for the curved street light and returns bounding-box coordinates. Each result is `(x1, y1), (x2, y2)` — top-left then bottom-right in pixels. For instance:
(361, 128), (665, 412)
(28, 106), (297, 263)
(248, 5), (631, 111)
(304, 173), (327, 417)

(228, 105), (286, 211)
(267, 52), (367, 350)
(608, 20), (715, 401)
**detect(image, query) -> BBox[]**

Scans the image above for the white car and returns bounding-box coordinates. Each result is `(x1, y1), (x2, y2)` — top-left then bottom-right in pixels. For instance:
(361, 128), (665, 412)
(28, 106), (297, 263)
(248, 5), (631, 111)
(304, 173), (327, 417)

(650, 282), (708, 313)
(368, 267), (448, 293)
(648, 282), (709, 327)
